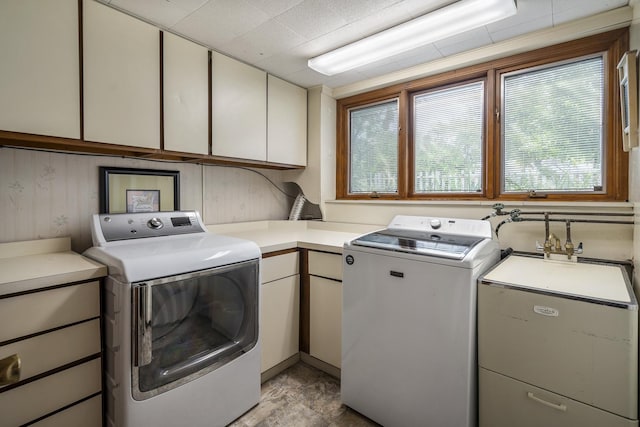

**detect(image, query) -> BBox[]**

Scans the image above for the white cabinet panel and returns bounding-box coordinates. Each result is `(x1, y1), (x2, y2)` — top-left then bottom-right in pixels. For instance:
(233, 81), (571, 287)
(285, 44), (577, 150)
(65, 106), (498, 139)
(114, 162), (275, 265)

(479, 368), (637, 427)
(0, 281), (100, 343)
(267, 75), (307, 166)
(0, 0), (80, 138)
(309, 276), (342, 368)
(0, 358), (102, 427)
(0, 319), (100, 383)
(211, 52), (266, 161)
(262, 251), (299, 284)
(83, 0), (160, 149)
(163, 32), (209, 155)
(261, 275), (300, 372)
(31, 395), (102, 427)
(308, 251), (342, 281)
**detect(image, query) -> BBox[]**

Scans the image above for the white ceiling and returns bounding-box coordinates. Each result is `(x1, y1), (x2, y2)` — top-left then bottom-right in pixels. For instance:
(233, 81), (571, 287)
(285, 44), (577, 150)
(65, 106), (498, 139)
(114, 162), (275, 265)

(98, 0), (629, 89)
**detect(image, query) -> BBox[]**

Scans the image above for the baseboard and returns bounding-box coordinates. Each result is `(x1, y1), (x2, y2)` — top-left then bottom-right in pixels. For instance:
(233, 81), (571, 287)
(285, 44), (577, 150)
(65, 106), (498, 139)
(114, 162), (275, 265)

(261, 353), (300, 383)
(299, 352), (341, 379)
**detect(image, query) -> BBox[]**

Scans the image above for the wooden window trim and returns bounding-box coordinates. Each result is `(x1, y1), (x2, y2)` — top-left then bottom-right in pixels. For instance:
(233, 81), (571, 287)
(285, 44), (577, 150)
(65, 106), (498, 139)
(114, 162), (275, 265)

(336, 28), (629, 202)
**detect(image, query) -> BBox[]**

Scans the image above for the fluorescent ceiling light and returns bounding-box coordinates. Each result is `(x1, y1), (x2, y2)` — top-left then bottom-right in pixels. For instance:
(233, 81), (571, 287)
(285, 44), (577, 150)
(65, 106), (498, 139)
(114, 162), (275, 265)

(308, 0), (517, 76)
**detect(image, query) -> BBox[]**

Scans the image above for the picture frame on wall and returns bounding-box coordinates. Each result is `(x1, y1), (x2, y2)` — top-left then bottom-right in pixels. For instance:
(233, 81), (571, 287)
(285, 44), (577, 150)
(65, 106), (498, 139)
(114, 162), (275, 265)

(99, 167), (180, 214)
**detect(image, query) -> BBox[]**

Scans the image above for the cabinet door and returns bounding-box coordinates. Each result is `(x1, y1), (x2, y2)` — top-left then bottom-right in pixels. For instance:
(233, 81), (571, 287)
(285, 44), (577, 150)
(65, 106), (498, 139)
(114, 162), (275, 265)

(479, 368), (637, 427)
(309, 276), (342, 368)
(267, 75), (307, 166)
(261, 275), (300, 372)
(83, 0), (160, 149)
(211, 52), (266, 161)
(163, 32), (209, 155)
(0, 0), (80, 138)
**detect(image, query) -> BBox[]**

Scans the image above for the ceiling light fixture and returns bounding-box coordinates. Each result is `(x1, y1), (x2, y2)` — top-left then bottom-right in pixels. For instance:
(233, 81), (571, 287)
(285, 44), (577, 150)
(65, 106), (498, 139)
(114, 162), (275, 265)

(308, 0), (517, 76)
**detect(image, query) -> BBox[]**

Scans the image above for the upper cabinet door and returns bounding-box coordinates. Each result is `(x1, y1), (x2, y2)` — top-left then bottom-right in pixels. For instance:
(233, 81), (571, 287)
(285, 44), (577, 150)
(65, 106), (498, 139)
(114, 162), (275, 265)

(0, 0), (80, 139)
(211, 52), (267, 161)
(83, 0), (160, 149)
(267, 75), (307, 166)
(163, 32), (209, 155)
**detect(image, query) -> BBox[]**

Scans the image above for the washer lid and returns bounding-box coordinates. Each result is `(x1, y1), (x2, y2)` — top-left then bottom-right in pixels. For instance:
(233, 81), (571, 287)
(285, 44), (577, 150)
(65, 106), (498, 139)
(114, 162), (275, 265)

(351, 229), (486, 260)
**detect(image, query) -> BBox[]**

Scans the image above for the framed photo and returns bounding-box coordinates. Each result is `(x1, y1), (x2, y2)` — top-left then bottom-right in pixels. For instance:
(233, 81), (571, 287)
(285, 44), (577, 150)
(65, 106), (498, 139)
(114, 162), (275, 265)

(126, 189), (160, 213)
(99, 167), (180, 214)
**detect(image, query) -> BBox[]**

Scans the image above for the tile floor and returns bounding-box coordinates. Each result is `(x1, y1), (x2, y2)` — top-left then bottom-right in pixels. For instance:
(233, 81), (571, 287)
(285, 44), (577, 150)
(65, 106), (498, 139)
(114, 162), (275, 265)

(229, 362), (379, 427)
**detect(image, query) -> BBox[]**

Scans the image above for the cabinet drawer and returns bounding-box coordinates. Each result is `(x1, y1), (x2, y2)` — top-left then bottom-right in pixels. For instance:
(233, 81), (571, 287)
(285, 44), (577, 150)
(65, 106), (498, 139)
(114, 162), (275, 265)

(30, 395), (102, 427)
(0, 319), (100, 383)
(0, 358), (102, 426)
(478, 284), (638, 418)
(308, 251), (342, 281)
(479, 368), (638, 427)
(261, 275), (299, 372)
(262, 252), (299, 284)
(309, 276), (342, 368)
(0, 281), (100, 343)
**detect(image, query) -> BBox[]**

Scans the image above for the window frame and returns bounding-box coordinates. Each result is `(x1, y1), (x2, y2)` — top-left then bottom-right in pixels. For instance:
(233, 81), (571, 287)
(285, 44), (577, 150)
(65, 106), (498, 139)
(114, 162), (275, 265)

(336, 28), (629, 202)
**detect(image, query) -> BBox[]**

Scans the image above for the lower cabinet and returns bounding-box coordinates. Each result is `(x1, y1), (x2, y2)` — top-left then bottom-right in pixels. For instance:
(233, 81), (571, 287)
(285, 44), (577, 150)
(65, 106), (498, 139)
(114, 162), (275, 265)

(0, 281), (103, 426)
(309, 276), (342, 368)
(308, 251), (343, 369)
(480, 368), (637, 427)
(261, 251), (299, 373)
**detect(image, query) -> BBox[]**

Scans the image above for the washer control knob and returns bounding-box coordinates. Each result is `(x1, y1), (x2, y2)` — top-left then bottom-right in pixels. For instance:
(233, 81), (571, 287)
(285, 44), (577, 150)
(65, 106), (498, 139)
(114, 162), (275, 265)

(429, 219), (441, 229)
(147, 218), (164, 230)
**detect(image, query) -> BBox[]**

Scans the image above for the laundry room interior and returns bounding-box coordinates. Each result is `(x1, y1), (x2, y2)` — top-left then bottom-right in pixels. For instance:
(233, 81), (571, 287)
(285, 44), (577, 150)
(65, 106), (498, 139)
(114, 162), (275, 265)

(1, 1), (640, 426)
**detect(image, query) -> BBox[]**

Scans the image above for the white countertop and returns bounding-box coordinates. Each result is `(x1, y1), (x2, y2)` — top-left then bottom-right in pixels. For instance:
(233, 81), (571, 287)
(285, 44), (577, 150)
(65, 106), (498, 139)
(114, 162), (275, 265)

(206, 220), (382, 254)
(0, 237), (107, 296)
(482, 254), (635, 306)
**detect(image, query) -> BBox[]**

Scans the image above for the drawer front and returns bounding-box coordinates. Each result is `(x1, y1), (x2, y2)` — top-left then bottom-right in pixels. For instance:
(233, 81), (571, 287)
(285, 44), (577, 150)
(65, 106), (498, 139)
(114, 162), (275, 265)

(0, 358), (102, 426)
(479, 368), (638, 427)
(478, 284), (638, 418)
(261, 275), (300, 372)
(0, 319), (100, 383)
(262, 251), (299, 284)
(308, 251), (342, 281)
(0, 281), (100, 343)
(309, 276), (342, 368)
(30, 395), (102, 427)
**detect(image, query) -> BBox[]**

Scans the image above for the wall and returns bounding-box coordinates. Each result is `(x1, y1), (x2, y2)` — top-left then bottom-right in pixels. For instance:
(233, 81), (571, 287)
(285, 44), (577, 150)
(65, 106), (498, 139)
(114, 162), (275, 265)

(629, 1), (640, 296)
(0, 146), (291, 252)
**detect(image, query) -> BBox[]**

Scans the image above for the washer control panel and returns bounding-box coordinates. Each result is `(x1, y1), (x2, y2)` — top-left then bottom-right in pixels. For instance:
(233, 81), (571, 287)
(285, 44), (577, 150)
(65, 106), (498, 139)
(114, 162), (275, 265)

(96, 211), (206, 242)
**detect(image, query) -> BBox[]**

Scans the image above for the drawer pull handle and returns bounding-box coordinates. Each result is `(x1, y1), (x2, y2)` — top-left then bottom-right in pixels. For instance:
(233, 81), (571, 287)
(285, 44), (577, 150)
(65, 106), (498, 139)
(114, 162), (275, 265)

(0, 354), (21, 387)
(527, 392), (567, 412)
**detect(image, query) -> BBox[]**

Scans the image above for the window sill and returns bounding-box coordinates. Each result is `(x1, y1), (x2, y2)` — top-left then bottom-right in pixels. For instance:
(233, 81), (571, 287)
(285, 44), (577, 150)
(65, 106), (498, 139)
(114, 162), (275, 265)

(327, 199), (633, 209)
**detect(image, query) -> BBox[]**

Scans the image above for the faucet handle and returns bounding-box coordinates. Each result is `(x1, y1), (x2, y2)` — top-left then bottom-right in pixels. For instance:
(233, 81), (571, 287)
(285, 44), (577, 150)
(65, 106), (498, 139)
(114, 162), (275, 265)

(575, 242), (583, 254)
(535, 241), (545, 252)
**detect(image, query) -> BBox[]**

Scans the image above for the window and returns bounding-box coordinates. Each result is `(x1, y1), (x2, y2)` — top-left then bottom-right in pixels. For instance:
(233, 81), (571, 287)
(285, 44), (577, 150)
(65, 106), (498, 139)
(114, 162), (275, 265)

(336, 29), (628, 201)
(413, 81), (484, 193)
(349, 100), (399, 194)
(502, 56), (604, 194)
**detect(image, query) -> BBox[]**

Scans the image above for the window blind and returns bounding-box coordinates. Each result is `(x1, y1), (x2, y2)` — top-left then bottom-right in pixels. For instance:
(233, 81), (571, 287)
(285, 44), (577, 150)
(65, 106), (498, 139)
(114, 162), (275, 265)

(413, 81), (484, 193)
(349, 100), (399, 193)
(502, 56), (604, 193)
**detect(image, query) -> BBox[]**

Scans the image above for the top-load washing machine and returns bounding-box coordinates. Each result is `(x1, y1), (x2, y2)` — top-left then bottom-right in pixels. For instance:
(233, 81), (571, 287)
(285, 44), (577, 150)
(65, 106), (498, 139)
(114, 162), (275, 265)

(341, 215), (500, 427)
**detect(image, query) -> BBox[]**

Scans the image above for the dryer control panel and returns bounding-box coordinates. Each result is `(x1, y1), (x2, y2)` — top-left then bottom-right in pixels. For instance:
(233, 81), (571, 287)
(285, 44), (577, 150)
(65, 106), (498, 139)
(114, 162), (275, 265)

(92, 210), (207, 243)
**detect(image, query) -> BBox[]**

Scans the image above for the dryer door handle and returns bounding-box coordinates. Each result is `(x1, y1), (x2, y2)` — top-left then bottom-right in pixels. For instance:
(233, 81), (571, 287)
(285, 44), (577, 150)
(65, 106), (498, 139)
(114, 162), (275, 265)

(133, 284), (153, 367)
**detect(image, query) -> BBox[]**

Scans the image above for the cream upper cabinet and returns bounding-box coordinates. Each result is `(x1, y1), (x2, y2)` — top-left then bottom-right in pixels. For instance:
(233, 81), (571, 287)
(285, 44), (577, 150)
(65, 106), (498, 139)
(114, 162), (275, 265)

(267, 75), (307, 166)
(211, 52), (267, 161)
(163, 32), (209, 155)
(0, 0), (80, 139)
(83, 0), (160, 149)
